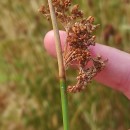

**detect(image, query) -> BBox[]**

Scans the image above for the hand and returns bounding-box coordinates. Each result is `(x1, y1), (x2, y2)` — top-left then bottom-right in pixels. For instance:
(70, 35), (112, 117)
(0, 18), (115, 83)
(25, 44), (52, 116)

(44, 30), (130, 100)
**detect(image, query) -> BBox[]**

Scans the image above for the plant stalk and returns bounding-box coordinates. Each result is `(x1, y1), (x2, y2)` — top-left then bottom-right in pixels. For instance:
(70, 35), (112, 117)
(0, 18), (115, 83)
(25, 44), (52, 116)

(47, 0), (69, 130)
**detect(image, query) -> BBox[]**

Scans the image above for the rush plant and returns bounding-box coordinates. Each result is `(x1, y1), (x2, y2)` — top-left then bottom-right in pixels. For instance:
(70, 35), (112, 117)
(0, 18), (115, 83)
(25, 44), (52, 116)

(39, 0), (107, 130)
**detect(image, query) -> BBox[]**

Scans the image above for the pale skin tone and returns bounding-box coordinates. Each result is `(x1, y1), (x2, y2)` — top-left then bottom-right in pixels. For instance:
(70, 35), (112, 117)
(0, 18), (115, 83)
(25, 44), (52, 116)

(44, 30), (130, 100)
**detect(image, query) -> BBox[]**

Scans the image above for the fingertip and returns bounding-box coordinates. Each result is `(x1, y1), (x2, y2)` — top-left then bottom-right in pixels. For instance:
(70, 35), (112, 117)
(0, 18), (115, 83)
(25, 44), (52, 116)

(44, 30), (56, 57)
(44, 30), (66, 57)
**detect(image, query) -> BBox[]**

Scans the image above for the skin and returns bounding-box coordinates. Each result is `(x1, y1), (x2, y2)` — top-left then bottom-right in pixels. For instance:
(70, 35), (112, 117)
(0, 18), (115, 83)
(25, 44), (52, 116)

(44, 30), (130, 100)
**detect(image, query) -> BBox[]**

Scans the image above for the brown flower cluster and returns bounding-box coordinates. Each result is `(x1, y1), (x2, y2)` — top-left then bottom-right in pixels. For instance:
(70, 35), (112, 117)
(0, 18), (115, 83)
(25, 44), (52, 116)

(39, 0), (107, 93)
(38, 0), (83, 30)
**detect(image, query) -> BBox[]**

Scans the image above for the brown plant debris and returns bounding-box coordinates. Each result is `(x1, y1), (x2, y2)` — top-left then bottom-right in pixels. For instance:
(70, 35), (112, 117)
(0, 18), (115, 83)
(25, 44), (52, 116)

(103, 24), (122, 45)
(39, 0), (107, 93)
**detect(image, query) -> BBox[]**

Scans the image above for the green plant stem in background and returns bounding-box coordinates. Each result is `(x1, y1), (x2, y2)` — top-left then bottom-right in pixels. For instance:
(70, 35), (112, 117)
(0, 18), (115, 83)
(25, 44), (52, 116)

(47, 0), (69, 130)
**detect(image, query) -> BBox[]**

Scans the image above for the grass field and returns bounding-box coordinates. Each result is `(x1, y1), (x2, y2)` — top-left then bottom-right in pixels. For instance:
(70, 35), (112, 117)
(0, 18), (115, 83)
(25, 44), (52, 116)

(0, 0), (130, 130)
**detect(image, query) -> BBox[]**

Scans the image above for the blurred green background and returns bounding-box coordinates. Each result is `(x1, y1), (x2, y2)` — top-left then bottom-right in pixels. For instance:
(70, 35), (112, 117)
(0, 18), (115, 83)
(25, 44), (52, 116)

(0, 0), (130, 130)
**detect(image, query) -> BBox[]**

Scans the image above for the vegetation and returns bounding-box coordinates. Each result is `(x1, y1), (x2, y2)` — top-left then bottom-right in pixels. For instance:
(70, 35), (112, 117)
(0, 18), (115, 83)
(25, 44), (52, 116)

(0, 0), (130, 130)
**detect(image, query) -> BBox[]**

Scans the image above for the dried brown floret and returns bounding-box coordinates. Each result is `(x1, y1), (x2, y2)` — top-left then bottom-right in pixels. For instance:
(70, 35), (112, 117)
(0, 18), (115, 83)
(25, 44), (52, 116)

(71, 4), (83, 19)
(39, 0), (107, 93)
(38, 5), (50, 20)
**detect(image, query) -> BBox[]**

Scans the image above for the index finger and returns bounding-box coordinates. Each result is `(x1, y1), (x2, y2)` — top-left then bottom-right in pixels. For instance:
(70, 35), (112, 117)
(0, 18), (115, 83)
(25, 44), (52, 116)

(44, 30), (130, 99)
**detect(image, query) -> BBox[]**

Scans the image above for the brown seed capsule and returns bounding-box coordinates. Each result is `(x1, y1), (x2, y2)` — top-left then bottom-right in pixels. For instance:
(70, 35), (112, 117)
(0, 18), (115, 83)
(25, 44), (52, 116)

(87, 16), (94, 23)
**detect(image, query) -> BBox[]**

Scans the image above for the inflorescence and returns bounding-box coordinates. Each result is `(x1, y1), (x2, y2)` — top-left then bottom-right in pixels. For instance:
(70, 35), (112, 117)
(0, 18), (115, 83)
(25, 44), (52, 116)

(39, 0), (107, 93)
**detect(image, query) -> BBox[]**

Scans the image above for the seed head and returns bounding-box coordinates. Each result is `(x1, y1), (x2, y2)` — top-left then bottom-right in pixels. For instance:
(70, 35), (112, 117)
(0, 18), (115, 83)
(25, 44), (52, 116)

(39, 0), (107, 93)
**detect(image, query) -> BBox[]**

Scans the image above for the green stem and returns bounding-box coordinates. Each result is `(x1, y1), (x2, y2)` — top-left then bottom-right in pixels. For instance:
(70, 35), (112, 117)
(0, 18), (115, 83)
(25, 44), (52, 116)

(47, 0), (69, 130)
(60, 79), (69, 130)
